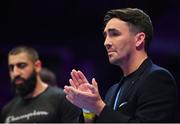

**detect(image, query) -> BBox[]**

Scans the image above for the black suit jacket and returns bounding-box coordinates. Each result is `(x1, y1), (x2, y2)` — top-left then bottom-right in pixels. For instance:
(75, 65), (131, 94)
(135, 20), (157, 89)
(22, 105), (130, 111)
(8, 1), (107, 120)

(96, 58), (177, 122)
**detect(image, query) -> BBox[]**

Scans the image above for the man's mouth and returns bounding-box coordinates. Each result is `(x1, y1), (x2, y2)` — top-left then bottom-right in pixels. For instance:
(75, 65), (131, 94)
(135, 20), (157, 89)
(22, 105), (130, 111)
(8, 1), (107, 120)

(107, 50), (115, 54)
(14, 79), (24, 85)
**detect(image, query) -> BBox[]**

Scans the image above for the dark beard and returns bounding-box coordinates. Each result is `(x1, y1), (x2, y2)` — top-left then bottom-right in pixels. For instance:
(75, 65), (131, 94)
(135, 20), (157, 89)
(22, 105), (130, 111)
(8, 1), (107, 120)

(11, 70), (37, 98)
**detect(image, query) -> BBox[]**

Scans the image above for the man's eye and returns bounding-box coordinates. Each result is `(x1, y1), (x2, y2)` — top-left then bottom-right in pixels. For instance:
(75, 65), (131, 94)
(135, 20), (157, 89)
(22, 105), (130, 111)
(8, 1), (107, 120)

(17, 63), (27, 69)
(109, 31), (120, 37)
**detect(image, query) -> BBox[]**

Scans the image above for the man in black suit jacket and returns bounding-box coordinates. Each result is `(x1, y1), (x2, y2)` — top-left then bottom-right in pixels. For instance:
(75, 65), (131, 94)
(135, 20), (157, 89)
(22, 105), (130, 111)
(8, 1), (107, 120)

(64, 8), (177, 122)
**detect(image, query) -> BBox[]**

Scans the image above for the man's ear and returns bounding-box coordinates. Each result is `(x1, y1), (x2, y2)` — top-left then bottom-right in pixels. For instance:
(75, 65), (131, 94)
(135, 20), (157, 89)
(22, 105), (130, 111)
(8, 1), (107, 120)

(135, 32), (145, 49)
(34, 60), (42, 73)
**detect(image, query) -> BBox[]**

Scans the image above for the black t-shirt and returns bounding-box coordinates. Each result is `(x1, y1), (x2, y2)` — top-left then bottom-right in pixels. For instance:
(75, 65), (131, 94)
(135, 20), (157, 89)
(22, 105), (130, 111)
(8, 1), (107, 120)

(1, 86), (81, 123)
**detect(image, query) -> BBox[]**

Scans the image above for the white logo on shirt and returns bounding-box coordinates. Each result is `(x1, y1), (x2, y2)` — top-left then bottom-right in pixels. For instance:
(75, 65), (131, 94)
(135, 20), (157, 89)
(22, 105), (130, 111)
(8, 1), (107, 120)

(5, 110), (48, 123)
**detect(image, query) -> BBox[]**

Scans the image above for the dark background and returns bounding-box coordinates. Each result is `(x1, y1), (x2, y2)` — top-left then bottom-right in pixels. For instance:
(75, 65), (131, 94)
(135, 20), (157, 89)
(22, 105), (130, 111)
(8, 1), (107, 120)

(0, 0), (180, 121)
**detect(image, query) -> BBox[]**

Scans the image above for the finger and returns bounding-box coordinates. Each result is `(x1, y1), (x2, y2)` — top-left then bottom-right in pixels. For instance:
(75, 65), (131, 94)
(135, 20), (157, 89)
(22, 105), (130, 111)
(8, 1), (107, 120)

(63, 85), (69, 94)
(85, 78), (99, 94)
(72, 69), (79, 79)
(64, 85), (73, 95)
(86, 82), (97, 94)
(92, 78), (98, 88)
(64, 88), (75, 103)
(71, 70), (84, 86)
(66, 85), (80, 96)
(71, 69), (79, 87)
(77, 70), (89, 84)
(69, 79), (77, 88)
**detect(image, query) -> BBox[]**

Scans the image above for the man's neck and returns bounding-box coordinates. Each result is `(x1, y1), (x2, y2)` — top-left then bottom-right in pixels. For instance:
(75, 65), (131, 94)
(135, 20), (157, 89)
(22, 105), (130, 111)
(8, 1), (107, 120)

(121, 53), (148, 76)
(24, 78), (48, 99)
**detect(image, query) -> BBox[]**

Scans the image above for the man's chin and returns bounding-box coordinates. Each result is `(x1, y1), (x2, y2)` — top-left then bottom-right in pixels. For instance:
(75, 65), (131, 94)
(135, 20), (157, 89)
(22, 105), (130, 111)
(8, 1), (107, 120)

(109, 57), (116, 63)
(109, 58), (120, 66)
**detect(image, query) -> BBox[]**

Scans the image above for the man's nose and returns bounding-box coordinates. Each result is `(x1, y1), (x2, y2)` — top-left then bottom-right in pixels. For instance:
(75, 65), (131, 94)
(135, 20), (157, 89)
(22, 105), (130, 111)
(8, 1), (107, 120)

(104, 37), (112, 48)
(12, 66), (21, 77)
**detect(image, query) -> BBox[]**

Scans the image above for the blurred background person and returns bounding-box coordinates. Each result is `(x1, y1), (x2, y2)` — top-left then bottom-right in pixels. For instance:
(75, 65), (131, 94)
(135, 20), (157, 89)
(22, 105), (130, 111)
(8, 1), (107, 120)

(1, 46), (81, 123)
(40, 67), (57, 87)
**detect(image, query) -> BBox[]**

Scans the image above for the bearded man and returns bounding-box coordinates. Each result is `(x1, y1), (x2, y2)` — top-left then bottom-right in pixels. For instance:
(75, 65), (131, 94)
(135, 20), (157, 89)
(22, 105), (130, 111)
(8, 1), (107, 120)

(1, 46), (81, 123)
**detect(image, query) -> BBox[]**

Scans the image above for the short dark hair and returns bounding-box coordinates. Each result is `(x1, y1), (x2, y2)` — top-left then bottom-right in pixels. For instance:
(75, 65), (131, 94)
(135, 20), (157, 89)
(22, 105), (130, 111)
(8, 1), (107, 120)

(104, 8), (153, 53)
(8, 46), (39, 62)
